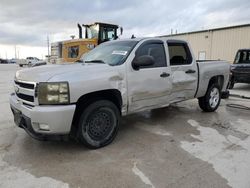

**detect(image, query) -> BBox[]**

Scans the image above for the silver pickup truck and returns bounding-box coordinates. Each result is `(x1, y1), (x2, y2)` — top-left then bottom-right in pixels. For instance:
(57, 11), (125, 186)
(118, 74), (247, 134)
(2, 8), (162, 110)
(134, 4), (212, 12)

(10, 38), (230, 148)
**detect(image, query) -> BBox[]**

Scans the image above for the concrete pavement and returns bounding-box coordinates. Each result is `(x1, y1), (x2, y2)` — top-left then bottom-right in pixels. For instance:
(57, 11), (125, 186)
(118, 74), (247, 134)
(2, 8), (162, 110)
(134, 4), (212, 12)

(0, 64), (250, 188)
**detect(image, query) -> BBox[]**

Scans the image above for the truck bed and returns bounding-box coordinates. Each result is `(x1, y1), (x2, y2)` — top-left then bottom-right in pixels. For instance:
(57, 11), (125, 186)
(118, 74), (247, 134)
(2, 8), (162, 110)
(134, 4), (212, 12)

(196, 60), (230, 98)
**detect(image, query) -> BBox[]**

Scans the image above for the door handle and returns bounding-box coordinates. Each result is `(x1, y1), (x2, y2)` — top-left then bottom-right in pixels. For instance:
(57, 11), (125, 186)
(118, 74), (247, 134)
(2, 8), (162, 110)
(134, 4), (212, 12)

(185, 69), (196, 74)
(160, 72), (170, 78)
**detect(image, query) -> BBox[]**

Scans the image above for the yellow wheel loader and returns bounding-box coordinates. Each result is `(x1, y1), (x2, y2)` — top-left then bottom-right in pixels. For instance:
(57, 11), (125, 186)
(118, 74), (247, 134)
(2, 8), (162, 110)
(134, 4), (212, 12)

(50, 22), (122, 64)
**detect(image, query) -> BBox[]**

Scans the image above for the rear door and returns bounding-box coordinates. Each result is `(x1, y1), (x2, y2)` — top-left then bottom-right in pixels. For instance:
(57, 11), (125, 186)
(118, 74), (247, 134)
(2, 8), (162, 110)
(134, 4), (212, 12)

(167, 41), (198, 101)
(127, 40), (172, 113)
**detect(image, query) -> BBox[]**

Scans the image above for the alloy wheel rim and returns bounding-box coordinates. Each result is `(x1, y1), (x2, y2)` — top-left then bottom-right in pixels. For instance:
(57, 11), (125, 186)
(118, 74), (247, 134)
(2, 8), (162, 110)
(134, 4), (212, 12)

(209, 88), (220, 108)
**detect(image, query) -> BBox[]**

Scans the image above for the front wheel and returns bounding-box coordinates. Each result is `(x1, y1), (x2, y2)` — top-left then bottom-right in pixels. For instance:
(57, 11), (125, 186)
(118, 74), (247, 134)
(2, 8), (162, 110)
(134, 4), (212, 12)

(77, 100), (120, 149)
(198, 84), (221, 112)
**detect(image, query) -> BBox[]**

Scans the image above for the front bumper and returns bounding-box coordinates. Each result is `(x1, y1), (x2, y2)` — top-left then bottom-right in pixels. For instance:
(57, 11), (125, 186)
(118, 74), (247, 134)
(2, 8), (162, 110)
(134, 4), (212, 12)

(9, 93), (76, 137)
(234, 74), (250, 83)
(231, 71), (250, 83)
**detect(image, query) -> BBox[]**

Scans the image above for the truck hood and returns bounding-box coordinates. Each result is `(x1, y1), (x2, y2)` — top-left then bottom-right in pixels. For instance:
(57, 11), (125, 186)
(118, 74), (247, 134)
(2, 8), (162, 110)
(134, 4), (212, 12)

(231, 63), (250, 73)
(231, 63), (250, 68)
(15, 63), (111, 82)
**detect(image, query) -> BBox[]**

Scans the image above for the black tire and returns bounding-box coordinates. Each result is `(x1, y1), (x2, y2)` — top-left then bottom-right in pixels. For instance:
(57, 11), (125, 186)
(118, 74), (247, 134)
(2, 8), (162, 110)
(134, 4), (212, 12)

(198, 84), (221, 112)
(19, 64), (23, 67)
(77, 100), (120, 149)
(227, 78), (235, 89)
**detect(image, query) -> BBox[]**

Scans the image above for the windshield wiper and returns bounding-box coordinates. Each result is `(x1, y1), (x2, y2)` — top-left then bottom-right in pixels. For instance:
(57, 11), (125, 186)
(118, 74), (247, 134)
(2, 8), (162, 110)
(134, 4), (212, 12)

(84, 60), (105, 64)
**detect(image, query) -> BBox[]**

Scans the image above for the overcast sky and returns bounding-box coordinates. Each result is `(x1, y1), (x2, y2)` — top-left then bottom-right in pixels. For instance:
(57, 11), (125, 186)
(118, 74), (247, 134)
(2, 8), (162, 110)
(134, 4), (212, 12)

(0, 0), (250, 59)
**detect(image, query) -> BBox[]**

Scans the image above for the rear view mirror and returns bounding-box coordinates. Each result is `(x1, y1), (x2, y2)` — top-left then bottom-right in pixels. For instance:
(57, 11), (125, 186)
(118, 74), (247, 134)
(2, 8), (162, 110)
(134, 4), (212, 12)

(132, 55), (155, 70)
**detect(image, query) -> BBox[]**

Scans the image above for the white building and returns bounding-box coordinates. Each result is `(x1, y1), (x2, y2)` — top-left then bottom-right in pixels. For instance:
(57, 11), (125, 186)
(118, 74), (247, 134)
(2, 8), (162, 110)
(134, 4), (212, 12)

(163, 24), (250, 63)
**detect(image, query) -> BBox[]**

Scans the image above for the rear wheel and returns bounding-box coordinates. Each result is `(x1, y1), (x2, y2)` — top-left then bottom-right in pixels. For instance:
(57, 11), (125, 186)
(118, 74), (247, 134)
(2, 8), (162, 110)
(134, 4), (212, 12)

(77, 100), (120, 149)
(198, 84), (221, 112)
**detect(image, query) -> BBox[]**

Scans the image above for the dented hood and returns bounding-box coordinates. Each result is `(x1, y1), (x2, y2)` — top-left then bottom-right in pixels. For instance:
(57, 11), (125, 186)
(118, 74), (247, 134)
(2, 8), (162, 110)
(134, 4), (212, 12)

(15, 63), (112, 82)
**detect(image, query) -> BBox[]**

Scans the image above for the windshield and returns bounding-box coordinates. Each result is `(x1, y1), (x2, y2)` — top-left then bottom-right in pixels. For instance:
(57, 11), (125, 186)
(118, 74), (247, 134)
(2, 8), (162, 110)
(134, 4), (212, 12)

(80, 40), (138, 66)
(234, 50), (250, 64)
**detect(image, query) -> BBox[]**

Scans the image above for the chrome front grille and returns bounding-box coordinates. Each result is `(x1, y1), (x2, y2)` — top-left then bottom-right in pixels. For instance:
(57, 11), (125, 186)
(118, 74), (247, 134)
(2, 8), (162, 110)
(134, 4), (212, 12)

(16, 93), (34, 102)
(15, 80), (35, 89)
(14, 80), (36, 105)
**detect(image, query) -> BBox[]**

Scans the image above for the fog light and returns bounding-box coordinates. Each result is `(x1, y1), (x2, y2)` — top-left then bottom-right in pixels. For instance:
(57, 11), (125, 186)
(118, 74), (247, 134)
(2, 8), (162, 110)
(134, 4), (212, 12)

(39, 124), (50, 131)
(32, 122), (39, 129)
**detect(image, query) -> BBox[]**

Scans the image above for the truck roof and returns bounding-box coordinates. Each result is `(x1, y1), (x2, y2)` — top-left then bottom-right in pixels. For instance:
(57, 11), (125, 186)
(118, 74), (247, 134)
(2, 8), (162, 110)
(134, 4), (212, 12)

(238, 49), (250, 51)
(92, 22), (119, 28)
(115, 37), (187, 43)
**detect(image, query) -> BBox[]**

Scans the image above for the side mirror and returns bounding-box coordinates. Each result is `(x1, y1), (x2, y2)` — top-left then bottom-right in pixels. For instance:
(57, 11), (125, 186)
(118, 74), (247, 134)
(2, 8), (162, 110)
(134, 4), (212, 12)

(132, 55), (155, 70)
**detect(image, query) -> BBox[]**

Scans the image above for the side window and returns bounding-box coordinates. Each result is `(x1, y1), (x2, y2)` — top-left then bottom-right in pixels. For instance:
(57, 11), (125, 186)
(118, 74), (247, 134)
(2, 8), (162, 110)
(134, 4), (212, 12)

(68, 46), (79, 58)
(238, 51), (250, 63)
(136, 43), (167, 68)
(107, 28), (115, 40)
(168, 43), (192, 66)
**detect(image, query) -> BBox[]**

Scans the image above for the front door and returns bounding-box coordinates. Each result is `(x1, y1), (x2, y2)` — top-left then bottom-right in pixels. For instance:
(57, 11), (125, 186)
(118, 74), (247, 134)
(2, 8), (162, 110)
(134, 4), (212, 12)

(127, 40), (172, 113)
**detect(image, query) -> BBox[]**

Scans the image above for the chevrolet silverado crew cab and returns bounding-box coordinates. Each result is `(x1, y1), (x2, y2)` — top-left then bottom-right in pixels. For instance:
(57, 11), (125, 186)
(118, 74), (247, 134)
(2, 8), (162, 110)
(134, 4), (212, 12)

(10, 38), (230, 149)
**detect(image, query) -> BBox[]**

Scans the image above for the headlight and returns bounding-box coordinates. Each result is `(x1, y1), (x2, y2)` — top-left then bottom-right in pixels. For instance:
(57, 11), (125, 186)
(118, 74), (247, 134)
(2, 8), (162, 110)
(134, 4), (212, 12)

(38, 82), (70, 105)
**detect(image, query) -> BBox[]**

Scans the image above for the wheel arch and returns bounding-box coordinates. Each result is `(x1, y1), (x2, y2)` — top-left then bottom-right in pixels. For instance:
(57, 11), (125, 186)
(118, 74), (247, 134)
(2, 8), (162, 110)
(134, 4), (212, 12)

(196, 74), (226, 98)
(208, 75), (224, 90)
(70, 89), (122, 137)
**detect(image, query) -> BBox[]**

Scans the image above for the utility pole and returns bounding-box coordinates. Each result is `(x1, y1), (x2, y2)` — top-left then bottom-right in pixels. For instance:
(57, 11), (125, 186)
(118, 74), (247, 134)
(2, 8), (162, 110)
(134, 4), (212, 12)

(47, 35), (50, 58)
(14, 45), (17, 59)
(17, 49), (20, 59)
